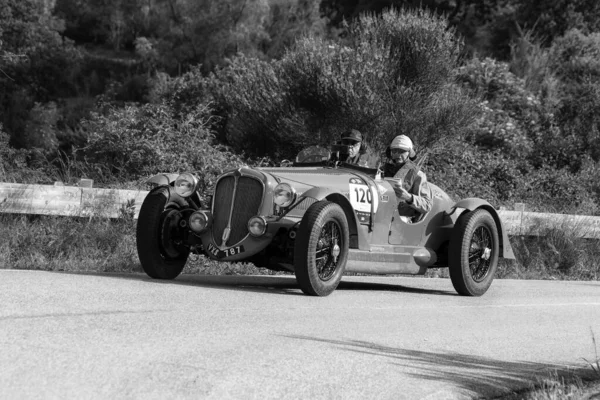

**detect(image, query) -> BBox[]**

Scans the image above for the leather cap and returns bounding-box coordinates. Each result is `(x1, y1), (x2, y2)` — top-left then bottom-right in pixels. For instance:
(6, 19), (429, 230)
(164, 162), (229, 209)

(341, 129), (363, 142)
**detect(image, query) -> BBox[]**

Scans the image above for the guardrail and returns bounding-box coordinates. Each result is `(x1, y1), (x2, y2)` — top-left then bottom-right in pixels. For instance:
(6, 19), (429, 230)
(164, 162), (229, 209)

(2, 182), (600, 238)
(0, 182), (148, 219)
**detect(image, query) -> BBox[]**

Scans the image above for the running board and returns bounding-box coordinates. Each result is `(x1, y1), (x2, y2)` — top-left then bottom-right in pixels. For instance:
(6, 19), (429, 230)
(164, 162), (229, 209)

(345, 247), (436, 275)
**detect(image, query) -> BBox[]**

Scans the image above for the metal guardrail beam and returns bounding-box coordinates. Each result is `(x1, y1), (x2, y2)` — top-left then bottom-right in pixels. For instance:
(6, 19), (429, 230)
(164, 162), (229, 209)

(2, 183), (600, 238)
(0, 182), (148, 219)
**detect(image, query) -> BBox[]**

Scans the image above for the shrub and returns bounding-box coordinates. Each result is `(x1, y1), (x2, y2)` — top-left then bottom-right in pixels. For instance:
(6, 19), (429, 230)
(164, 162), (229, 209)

(207, 55), (297, 157)
(208, 8), (477, 159)
(425, 138), (523, 206)
(509, 33), (560, 106)
(457, 58), (558, 160)
(517, 159), (600, 215)
(505, 228), (600, 281)
(81, 102), (244, 192)
(21, 102), (60, 152)
(549, 29), (600, 163)
(0, 214), (137, 273)
(0, 124), (48, 183)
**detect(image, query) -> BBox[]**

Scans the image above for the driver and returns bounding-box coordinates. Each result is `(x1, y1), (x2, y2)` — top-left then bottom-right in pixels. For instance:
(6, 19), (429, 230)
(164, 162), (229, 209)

(384, 135), (432, 223)
(339, 129), (371, 167)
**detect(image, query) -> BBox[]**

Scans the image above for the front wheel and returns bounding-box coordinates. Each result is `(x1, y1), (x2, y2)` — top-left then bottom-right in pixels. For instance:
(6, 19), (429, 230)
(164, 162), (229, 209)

(136, 187), (189, 279)
(449, 209), (499, 296)
(294, 201), (349, 296)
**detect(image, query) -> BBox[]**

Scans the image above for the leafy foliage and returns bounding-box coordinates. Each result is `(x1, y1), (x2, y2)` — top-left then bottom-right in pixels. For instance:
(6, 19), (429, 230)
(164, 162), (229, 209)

(208, 8), (477, 159)
(81, 102), (244, 191)
(0, 0), (82, 151)
(548, 29), (600, 163)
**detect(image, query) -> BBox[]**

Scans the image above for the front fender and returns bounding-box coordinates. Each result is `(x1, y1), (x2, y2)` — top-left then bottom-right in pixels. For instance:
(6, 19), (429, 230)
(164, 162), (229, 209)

(453, 198), (515, 260)
(146, 173), (180, 186)
(301, 187), (337, 201)
(146, 175), (203, 210)
(299, 187), (368, 250)
(147, 185), (190, 210)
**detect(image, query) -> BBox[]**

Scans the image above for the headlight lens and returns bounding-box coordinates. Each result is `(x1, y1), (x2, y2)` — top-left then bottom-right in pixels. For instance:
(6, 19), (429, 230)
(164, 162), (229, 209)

(273, 183), (296, 208)
(189, 211), (210, 233)
(174, 173), (198, 198)
(248, 216), (267, 237)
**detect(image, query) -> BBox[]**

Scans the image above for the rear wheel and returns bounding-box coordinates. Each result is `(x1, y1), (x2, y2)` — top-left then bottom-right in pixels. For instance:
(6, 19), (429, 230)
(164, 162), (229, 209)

(294, 201), (349, 296)
(136, 187), (189, 279)
(449, 209), (499, 296)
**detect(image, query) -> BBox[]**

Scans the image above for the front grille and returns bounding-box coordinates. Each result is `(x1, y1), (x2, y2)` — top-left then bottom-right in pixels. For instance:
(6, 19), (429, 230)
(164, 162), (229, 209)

(213, 175), (263, 246)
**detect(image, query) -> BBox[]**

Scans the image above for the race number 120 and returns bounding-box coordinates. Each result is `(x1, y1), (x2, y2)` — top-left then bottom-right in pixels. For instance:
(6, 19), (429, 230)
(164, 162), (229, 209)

(349, 183), (373, 212)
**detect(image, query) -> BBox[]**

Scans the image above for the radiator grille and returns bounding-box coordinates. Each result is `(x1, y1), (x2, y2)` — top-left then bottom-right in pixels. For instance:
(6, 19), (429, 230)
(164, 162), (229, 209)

(212, 175), (263, 246)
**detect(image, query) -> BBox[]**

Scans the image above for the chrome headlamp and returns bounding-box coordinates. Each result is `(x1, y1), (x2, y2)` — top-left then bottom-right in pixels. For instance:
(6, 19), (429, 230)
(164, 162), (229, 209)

(189, 211), (211, 233)
(174, 173), (199, 198)
(248, 216), (267, 237)
(273, 183), (296, 208)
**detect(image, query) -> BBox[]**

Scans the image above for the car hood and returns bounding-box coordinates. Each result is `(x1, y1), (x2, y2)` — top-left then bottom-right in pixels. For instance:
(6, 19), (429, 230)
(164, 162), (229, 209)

(257, 166), (372, 195)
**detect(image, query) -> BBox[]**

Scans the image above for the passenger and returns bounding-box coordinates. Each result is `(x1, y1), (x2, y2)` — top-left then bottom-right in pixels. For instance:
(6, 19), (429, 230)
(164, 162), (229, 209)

(384, 135), (432, 223)
(339, 129), (371, 167)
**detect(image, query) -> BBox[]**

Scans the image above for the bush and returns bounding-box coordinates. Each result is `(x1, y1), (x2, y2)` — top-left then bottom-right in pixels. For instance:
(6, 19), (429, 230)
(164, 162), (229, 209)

(425, 138), (522, 206)
(0, 124), (48, 183)
(0, 214), (137, 273)
(504, 228), (600, 281)
(549, 29), (600, 163)
(81, 102), (244, 192)
(457, 58), (558, 160)
(206, 55), (297, 157)
(207, 8), (477, 159)
(425, 135), (600, 214)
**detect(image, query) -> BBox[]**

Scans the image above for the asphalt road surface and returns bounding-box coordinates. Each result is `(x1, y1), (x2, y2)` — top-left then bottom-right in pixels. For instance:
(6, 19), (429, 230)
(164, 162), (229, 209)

(1, 270), (599, 399)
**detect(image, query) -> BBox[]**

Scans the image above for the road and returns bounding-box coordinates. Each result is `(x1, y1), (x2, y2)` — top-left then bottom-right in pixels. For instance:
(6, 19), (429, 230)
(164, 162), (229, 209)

(1, 270), (599, 399)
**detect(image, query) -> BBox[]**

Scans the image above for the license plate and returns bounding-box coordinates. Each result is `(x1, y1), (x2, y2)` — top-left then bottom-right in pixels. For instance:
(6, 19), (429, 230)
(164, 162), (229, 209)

(207, 243), (245, 259)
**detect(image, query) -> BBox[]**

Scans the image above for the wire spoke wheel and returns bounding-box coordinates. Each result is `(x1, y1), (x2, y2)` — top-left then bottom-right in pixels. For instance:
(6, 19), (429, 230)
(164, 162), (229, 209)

(468, 226), (493, 282)
(449, 209), (499, 296)
(294, 201), (349, 296)
(316, 220), (342, 281)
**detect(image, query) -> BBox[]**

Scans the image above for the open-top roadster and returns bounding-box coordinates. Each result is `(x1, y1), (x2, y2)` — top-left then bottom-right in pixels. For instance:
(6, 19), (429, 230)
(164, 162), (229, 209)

(136, 146), (515, 296)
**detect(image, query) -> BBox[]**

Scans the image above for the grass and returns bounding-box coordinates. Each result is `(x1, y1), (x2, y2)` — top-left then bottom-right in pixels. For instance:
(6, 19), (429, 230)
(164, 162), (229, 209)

(497, 368), (600, 400)
(1, 211), (600, 281)
(583, 330), (600, 381)
(0, 212), (287, 276)
(497, 217), (600, 281)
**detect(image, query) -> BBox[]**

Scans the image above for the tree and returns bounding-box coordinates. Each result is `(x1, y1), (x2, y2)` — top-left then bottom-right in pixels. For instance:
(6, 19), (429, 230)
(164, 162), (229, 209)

(208, 8), (477, 158)
(0, 0), (81, 149)
(517, 0), (600, 45)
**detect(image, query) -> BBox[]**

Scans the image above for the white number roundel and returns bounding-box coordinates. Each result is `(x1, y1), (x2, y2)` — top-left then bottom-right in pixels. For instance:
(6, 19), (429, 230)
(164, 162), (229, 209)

(349, 181), (378, 213)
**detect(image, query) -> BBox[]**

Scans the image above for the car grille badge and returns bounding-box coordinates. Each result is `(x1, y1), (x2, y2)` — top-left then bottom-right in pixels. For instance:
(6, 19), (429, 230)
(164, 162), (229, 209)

(221, 227), (231, 246)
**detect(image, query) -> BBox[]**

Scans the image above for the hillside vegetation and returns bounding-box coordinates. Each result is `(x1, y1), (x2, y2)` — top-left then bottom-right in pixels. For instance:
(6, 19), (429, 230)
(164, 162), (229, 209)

(1, 1), (600, 279)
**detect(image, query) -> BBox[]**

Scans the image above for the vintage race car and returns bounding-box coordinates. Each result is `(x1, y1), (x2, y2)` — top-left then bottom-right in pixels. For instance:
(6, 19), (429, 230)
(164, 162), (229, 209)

(136, 146), (515, 296)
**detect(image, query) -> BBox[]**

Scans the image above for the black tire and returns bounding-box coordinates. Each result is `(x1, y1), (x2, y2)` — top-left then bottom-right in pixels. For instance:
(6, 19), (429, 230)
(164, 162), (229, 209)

(449, 209), (500, 296)
(294, 201), (349, 296)
(136, 187), (189, 279)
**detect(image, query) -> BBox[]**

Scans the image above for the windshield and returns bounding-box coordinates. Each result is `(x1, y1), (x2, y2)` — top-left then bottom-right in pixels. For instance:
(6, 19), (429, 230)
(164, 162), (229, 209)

(294, 145), (380, 176)
(295, 146), (331, 164)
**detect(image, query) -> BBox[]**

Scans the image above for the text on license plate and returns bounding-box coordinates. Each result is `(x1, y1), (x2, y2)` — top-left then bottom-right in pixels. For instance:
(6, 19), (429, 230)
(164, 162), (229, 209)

(207, 243), (245, 258)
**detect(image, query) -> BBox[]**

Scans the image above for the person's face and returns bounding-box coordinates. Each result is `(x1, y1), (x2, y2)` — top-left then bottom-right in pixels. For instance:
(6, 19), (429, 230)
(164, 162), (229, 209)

(390, 147), (410, 164)
(342, 139), (361, 157)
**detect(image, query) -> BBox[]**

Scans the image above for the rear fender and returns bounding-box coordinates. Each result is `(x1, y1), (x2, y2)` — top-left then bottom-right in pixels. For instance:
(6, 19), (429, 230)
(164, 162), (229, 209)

(300, 188), (366, 249)
(453, 198), (515, 260)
